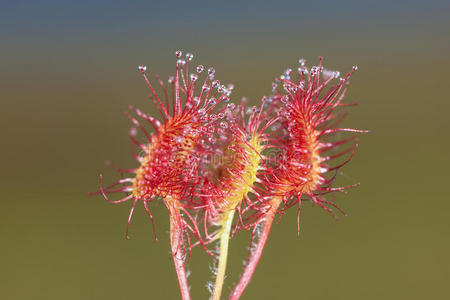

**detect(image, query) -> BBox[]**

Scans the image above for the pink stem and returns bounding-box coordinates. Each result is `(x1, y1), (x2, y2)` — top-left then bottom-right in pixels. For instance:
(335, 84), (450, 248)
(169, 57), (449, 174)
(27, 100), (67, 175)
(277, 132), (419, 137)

(168, 200), (191, 300)
(229, 199), (280, 300)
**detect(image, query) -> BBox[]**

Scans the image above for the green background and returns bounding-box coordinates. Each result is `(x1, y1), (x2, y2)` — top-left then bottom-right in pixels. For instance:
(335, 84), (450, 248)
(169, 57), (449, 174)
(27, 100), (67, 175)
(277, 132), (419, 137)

(1, 1), (449, 299)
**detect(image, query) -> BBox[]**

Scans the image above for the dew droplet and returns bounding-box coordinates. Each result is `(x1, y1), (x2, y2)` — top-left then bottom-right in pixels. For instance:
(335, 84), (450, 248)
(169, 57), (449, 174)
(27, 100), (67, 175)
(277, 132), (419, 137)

(220, 121), (228, 129)
(227, 103), (235, 110)
(298, 58), (306, 66)
(196, 65), (204, 73)
(175, 136), (185, 143)
(198, 108), (206, 115)
(138, 65), (147, 73)
(177, 59), (186, 67)
(190, 73), (198, 82)
(207, 125), (215, 133)
(186, 53), (193, 61)
(212, 80), (220, 88)
(208, 98), (217, 105)
(202, 86), (210, 92)
(225, 110), (233, 120)
(208, 67), (215, 75)
(168, 76), (175, 84)
(227, 83), (234, 90)
(176, 50), (182, 58)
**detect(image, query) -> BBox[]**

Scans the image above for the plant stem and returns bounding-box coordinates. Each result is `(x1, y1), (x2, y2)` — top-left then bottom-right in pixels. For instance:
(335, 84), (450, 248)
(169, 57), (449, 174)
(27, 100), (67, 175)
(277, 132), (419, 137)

(167, 199), (191, 300)
(229, 197), (282, 300)
(212, 209), (235, 300)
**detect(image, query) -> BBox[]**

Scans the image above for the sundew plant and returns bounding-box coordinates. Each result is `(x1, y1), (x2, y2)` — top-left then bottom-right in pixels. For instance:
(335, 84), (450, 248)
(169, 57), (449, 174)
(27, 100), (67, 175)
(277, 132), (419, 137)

(90, 50), (367, 300)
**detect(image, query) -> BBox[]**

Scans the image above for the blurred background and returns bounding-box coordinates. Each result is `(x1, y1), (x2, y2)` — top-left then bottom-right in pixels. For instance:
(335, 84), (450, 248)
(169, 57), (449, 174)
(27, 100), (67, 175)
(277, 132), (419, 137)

(1, 0), (449, 299)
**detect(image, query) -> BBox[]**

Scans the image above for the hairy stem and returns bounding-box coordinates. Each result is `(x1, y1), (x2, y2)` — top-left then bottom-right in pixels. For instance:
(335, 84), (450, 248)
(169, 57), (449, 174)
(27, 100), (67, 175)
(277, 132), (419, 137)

(229, 197), (282, 300)
(167, 199), (191, 300)
(212, 210), (235, 300)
